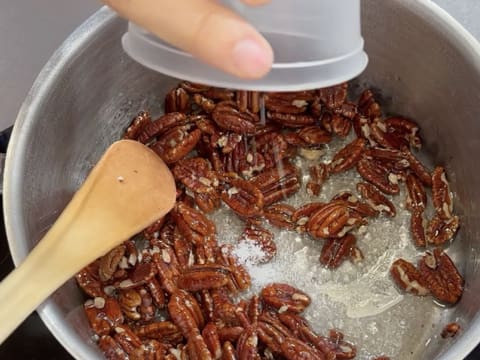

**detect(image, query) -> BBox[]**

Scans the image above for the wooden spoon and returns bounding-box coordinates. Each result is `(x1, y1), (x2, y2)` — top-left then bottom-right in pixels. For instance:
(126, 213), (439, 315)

(0, 140), (176, 342)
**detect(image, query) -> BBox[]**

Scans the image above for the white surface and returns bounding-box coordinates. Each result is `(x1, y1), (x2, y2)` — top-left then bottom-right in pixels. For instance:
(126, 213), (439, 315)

(0, 0), (479, 131)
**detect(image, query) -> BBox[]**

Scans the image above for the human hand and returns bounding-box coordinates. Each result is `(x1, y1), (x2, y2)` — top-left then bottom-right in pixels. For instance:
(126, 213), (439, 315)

(102, 0), (273, 79)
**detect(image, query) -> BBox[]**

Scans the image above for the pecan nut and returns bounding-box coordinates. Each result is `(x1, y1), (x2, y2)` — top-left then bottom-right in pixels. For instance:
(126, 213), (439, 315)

(177, 265), (230, 291)
(261, 283), (311, 314)
(306, 164), (329, 196)
(221, 174), (264, 218)
(330, 138), (366, 174)
(123, 111), (152, 140)
(357, 158), (400, 195)
(212, 101), (258, 135)
(410, 210), (427, 248)
(251, 161), (301, 206)
(426, 214), (460, 245)
(320, 234), (357, 269)
(263, 203), (296, 230)
(307, 200), (364, 239)
(165, 87), (190, 114)
(357, 89), (381, 119)
(432, 166), (454, 219)
(356, 182), (396, 217)
(418, 249), (464, 304)
(406, 173), (427, 212)
(390, 259), (430, 296)
(151, 124), (202, 164)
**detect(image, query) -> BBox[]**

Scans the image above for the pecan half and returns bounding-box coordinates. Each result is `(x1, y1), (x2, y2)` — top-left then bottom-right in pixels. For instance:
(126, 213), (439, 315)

(265, 92), (312, 114)
(306, 164), (329, 196)
(250, 162), (301, 206)
(307, 200), (364, 239)
(137, 112), (189, 144)
(168, 290), (205, 337)
(320, 234), (357, 269)
(330, 138), (366, 174)
(358, 89), (381, 119)
(212, 101), (258, 135)
(177, 265), (230, 291)
(221, 174), (264, 218)
(432, 166), (454, 219)
(319, 83), (348, 109)
(84, 297), (124, 336)
(418, 249), (464, 304)
(357, 158), (400, 195)
(356, 182), (396, 217)
(292, 202), (326, 233)
(385, 116), (422, 149)
(123, 111), (151, 140)
(267, 111), (316, 128)
(151, 124), (202, 164)
(297, 126), (332, 146)
(165, 87), (190, 114)
(331, 114), (352, 137)
(255, 131), (288, 169)
(402, 148), (433, 186)
(406, 173), (427, 212)
(390, 259), (430, 296)
(173, 157), (218, 194)
(236, 90), (261, 113)
(261, 283), (311, 314)
(263, 203), (296, 230)
(411, 210), (427, 248)
(193, 93), (216, 113)
(426, 214), (460, 245)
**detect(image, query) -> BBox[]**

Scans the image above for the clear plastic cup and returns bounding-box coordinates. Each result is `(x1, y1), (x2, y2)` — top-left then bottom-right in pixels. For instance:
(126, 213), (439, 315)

(122, 0), (368, 91)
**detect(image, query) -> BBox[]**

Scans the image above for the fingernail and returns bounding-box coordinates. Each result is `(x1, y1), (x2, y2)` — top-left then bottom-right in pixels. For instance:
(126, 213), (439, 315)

(232, 38), (273, 79)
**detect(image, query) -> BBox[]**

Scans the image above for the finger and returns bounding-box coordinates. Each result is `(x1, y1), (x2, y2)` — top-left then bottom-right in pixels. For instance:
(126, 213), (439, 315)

(242, 0), (271, 5)
(103, 0), (273, 79)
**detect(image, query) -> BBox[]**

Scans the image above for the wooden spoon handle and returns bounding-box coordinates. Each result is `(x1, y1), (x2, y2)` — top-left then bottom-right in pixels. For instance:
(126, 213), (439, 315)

(0, 140), (176, 343)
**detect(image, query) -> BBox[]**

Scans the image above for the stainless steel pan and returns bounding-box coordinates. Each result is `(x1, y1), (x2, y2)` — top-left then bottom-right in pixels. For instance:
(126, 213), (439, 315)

(4, 1), (480, 359)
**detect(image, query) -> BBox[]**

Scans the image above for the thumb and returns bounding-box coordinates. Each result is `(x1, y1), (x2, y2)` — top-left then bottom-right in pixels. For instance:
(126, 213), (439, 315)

(103, 0), (274, 79)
